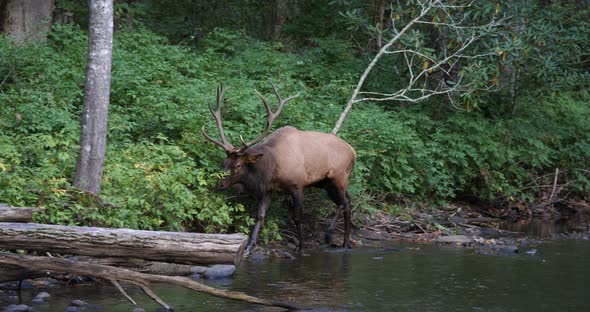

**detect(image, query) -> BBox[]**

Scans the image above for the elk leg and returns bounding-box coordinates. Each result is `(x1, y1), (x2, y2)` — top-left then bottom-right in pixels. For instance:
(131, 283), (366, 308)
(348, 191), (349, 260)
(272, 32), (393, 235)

(247, 194), (270, 251)
(325, 208), (342, 244)
(343, 192), (352, 250)
(324, 182), (343, 244)
(291, 189), (305, 254)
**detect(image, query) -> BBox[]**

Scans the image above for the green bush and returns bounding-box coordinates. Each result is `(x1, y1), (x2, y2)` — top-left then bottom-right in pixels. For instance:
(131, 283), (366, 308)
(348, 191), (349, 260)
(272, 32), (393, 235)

(1, 23), (589, 239)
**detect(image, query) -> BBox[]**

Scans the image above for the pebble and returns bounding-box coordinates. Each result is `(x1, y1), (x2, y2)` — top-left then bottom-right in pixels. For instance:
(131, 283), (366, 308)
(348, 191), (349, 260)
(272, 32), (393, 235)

(70, 299), (88, 307)
(436, 235), (474, 244)
(34, 292), (51, 300)
(64, 307), (81, 312)
(282, 251), (296, 260)
(5, 296), (19, 303)
(248, 251), (268, 261)
(31, 278), (62, 288)
(189, 273), (202, 279)
(2, 304), (31, 312)
(17, 281), (33, 289)
(132, 308), (146, 312)
(30, 298), (46, 305)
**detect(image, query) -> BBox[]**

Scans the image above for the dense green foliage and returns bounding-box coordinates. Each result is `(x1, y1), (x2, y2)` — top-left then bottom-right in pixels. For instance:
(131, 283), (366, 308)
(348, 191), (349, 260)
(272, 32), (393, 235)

(1, 1), (589, 238)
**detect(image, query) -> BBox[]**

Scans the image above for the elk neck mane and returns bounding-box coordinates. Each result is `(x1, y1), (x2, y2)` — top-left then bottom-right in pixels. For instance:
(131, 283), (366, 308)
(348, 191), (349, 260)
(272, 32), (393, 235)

(237, 127), (295, 196)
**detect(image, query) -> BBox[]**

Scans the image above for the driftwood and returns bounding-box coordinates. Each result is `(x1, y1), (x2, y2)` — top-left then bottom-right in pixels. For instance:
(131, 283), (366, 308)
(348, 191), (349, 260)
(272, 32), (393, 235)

(0, 222), (246, 266)
(68, 256), (199, 276)
(0, 264), (48, 282)
(0, 205), (45, 222)
(0, 257), (199, 283)
(0, 252), (299, 310)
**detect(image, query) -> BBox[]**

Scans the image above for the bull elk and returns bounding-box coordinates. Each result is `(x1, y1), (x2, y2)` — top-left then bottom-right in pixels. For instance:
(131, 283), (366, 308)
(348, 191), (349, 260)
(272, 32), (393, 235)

(201, 83), (356, 252)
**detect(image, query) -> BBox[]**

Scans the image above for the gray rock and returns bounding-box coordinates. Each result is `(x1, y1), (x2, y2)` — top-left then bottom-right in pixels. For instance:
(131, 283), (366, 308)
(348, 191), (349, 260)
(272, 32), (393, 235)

(34, 292), (51, 300)
(286, 243), (297, 250)
(2, 304), (31, 312)
(497, 245), (519, 254)
(70, 300), (88, 307)
(475, 244), (519, 255)
(5, 296), (19, 303)
(372, 256), (384, 260)
(18, 281), (33, 289)
(30, 298), (46, 305)
(436, 235), (474, 244)
(31, 278), (62, 288)
(282, 251), (295, 260)
(64, 307), (81, 312)
(190, 266), (207, 274)
(203, 265), (236, 279)
(355, 229), (391, 241)
(525, 248), (538, 255)
(248, 251), (268, 262)
(132, 308), (145, 312)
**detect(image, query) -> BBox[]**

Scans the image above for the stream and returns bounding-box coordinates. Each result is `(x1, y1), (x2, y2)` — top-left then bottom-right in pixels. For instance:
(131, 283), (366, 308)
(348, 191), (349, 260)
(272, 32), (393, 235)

(4, 239), (590, 311)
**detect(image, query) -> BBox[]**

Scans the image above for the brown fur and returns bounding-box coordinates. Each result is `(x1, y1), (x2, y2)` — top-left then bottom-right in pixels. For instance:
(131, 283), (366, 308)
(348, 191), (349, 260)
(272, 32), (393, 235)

(220, 126), (356, 252)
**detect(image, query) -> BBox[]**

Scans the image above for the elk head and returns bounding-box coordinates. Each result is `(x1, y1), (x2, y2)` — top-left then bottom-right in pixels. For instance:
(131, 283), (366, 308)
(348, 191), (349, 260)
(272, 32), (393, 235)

(201, 83), (298, 190)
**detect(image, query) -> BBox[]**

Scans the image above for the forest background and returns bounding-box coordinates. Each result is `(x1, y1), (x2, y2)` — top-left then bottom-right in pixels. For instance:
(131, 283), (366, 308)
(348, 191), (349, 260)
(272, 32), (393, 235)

(1, 0), (589, 243)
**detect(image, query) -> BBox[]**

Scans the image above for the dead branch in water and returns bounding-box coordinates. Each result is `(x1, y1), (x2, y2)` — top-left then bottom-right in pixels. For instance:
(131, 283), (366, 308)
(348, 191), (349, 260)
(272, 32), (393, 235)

(0, 252), (300, 310)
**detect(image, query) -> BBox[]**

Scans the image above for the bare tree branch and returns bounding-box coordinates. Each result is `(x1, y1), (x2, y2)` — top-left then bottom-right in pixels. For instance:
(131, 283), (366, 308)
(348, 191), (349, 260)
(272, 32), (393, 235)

(332, 0), (508, 134)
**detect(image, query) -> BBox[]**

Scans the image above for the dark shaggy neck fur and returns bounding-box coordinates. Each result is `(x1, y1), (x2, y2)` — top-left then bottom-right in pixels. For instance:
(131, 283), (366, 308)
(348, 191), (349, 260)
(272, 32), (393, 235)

(238, 144), (276, 199)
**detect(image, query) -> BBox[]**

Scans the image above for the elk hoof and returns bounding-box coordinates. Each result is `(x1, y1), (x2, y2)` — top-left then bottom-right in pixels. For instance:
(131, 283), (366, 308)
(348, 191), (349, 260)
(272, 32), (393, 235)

(342, 243), (353, 252)
(324, 232), (333, 244)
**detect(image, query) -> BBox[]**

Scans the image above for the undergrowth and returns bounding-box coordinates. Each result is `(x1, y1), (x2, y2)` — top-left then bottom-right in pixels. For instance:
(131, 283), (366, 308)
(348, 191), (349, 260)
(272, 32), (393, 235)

(0, 26), (588, 238)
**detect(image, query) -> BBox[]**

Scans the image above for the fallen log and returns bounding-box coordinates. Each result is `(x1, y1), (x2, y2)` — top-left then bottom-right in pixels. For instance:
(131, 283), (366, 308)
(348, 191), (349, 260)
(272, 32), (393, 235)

(0, 252), (299, 310)
(0, 223), (246, 266)
(0, 205), (45, 222)
(0, 257), (196, 283)
(69, 256), (201, 276)
(0, 264), (48, 282)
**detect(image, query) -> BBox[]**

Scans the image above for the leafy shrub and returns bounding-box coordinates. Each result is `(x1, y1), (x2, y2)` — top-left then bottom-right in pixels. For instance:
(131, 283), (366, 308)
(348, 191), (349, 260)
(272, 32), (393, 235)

(1, 22), (589, 240)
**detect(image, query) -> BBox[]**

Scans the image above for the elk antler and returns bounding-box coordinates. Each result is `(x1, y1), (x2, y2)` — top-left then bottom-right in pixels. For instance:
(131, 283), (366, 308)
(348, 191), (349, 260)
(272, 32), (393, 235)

(238, 82), (299, 150)
(201, 84), (236, 153)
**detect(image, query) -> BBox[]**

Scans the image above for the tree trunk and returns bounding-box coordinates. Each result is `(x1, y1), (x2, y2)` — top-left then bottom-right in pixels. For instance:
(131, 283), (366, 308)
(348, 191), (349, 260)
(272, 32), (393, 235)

(73, 0), (113, 194)
(0, 205), (44, 222)
(0, 0), (55, 42)
(430, 26), (449, 118)
(264, 0), (287, 41)
(369, 0), (386, 50)
(53, 1), (75, 25)
(0, 223), (247, 266)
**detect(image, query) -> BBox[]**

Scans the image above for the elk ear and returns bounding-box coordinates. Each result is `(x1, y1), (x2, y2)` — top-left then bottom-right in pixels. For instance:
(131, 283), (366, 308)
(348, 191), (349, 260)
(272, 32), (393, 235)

(244, 153), (263, 164)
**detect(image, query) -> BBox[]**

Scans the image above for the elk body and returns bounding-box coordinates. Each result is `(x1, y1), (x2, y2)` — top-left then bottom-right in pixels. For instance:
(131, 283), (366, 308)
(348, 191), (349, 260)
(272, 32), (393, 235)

(202, 83), (356, 252)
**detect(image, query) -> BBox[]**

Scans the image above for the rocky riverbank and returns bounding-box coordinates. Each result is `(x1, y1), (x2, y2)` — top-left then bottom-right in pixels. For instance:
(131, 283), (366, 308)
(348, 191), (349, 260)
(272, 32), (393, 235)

(252, 200), (590, 258)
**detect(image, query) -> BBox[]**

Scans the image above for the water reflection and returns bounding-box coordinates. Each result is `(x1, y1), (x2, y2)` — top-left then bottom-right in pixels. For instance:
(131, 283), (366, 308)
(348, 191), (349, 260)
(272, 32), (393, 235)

(3, 241), (590, 311)
(501, 212), (590, 237)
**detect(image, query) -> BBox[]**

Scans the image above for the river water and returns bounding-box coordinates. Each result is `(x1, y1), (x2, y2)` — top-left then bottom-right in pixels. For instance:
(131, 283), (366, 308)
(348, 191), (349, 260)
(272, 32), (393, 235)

(6, 239), (590, 312)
